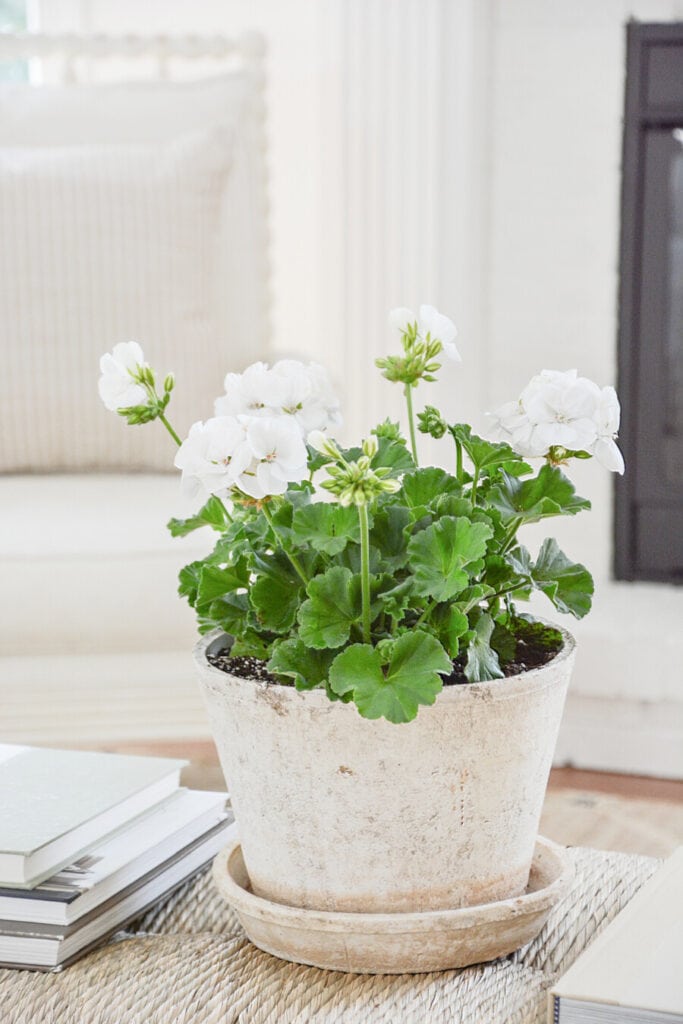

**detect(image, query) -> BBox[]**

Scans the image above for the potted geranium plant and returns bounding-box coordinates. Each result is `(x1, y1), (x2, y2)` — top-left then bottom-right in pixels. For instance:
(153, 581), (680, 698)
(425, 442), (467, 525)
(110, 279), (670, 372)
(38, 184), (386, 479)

(99, 306), (623, 929)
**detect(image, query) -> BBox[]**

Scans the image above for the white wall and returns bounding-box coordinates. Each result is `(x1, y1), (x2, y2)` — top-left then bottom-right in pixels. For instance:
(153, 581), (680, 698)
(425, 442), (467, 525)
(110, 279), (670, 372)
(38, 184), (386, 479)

(35, 0), (683, 773)
(485, 0), (683, 775)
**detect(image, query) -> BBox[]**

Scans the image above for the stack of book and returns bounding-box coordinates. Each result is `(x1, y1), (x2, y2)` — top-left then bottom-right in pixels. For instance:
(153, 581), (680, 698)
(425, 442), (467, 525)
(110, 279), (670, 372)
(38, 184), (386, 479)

(0, 743), (234, 971)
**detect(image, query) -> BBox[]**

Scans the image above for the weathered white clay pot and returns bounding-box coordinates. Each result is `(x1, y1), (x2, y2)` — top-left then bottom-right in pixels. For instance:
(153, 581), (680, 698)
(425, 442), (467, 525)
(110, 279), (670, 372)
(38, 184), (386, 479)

(194, 626), (575, 914)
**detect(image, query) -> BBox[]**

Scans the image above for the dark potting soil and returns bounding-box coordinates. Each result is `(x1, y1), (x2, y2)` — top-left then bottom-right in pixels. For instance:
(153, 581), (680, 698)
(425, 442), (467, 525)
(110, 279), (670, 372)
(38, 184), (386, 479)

(207, 632), (560, 688)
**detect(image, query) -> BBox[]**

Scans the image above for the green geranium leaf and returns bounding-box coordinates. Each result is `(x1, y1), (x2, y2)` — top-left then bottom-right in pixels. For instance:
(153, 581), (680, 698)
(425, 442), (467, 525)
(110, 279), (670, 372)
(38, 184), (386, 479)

(431, 604), (469, 658)
(431, 495), (471, 518)
(178, 561), (202, 606)
(195, 563), (249, 613)
(291, 503), (360, 556)
(400, 468), (461, 518)
(376, 578), (415, 620)
(199, 593), (249, 636)
(488, 465), (591, 524)
(250, 553), (304, 633)
(231, 632), (274, 660)
(464, 612), (504, 682)
(167, 496), (230, 537)
(268, 638), (335, 690)
(407, 516), (494, 601)
(453, 424), (531, 477)
(454, 583), (496, 614)
(298, 566), (361, 649)
(491, 621), (517, 665)
(372, 436), (415, 474)
(370, 505), (411, 570)
(531, 538), (594, 618)
(328, 631), (451, 723)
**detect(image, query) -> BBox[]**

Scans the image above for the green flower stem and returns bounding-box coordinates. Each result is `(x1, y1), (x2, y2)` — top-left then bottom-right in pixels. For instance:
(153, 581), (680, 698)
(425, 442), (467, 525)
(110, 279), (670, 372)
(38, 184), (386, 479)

(499, 517), (523, 555)
(404, 384), (419, 466)
(454, 436), (463, 483)
(261, 503), (309, 586)
(358, 503), (372, 643)
(141, 379), (183, 447)
(413, 601), (435, 628)
(158, 413), (183, 447)
(470, 468), (480, 507)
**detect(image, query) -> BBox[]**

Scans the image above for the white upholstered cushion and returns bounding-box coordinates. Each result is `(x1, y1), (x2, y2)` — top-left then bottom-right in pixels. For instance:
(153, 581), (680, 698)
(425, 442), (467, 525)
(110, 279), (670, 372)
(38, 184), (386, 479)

(0, 474), (209, 656)
(0, 74), (269, 471)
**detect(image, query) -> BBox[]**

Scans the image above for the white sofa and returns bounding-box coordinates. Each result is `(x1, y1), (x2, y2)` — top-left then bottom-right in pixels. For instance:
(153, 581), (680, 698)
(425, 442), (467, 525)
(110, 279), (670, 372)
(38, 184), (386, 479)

(0, 474), (213, 745)
(0, 35), (269, 747)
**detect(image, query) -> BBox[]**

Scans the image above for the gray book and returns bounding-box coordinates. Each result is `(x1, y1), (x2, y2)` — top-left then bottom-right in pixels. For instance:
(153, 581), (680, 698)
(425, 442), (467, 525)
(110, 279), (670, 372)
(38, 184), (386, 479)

(0, 745), (186, 888)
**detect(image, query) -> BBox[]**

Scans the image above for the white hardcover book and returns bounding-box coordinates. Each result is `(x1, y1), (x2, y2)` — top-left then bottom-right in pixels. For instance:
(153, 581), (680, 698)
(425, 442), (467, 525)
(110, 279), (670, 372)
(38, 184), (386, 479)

(0, 789), (228, 925)
(0, 818), (236, 969)
(0, 745), (186, 887)
(549, 847), (683, 1023)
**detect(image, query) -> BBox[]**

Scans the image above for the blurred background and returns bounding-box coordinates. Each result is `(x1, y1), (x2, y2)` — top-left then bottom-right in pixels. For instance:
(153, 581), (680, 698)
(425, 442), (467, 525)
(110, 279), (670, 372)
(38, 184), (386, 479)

(1, 1), (682, 847)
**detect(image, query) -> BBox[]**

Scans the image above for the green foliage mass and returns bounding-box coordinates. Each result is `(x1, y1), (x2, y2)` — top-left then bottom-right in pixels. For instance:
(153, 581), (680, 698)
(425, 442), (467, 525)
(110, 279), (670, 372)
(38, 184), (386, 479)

(172, 424), (593, 724)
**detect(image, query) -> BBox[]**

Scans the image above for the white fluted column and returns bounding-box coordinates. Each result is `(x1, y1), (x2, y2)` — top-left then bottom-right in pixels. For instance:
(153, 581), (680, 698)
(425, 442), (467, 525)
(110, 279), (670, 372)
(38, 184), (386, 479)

(317, 0), (492, 444)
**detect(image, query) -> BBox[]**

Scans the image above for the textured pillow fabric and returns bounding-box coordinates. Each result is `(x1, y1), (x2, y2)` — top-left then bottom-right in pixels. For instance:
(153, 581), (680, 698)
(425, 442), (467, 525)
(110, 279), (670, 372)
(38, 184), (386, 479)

(0, 74), (250, 147)
(0, 130), (233, 471)
(0, 73), (269, 471)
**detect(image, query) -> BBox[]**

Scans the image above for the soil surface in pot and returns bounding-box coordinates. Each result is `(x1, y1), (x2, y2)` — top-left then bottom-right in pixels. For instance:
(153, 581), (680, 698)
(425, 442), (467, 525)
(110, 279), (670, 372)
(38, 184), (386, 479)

(207, 624), (562, 687)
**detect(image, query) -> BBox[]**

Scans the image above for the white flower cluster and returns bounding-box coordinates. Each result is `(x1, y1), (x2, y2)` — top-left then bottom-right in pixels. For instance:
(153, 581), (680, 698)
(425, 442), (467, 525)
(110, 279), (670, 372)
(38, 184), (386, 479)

(177, 360), (342, 501)
(98, 341), (148, 411)
(389, 304), (461, 363)
(215, 359), (342, 435)
(175, 414), (309, 501)
(490, 369), (624, 473)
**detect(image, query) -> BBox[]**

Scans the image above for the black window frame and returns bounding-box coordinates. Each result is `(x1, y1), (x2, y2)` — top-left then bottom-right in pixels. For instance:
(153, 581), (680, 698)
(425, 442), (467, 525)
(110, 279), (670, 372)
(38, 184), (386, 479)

(616, 21), (683, 582)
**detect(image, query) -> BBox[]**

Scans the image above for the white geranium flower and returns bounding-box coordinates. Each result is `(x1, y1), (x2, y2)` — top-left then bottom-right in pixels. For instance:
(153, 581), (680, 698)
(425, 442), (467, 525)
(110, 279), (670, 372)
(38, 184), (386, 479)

(235, 416), (309, 499)
(214, 362), (275, 418)
(522, 371), (600, 454)
(98, 341), (148, 411)
(174, 417), (251, 498)
(214, 359), (342, 437)
(273, 360), (343, 433)
(490, 370), (625, 472)
(592, 385), (624, 474)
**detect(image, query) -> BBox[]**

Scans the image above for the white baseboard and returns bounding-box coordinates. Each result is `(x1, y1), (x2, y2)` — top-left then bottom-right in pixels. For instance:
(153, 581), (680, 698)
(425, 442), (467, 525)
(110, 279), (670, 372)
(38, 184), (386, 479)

(554, 692), (683, 779)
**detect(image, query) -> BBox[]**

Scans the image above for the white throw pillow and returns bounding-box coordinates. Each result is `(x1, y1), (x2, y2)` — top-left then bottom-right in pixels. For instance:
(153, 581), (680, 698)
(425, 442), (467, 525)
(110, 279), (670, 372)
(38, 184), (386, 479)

(0, 130), (235, 471)
(0, 74), (269, 471)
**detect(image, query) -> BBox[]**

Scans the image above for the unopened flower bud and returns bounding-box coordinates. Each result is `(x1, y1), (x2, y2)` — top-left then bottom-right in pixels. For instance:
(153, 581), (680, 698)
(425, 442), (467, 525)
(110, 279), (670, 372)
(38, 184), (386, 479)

(163, 373), (175, 393)
(307, 429), (341, 460)
(362, 436), (378, 459)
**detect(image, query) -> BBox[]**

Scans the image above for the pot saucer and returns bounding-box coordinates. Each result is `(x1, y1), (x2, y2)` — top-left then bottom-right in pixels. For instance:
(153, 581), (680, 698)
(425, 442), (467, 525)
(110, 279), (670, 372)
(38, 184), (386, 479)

(212, 835), (573, 974)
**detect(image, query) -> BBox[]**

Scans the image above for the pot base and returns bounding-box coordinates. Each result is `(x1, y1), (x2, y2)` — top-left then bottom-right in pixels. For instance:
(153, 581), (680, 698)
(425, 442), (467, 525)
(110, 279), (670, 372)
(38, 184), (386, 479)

(212, 835), (573, 974)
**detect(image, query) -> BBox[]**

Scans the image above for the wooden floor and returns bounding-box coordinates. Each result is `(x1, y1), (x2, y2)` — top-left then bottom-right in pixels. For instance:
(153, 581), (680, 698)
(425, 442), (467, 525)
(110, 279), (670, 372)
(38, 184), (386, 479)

(106, 738), (683, 859)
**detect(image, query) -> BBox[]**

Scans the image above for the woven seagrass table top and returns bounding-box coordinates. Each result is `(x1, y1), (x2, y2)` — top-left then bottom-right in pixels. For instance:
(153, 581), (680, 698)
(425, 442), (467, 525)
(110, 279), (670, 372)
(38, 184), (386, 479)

(0, 846), (659, 1024)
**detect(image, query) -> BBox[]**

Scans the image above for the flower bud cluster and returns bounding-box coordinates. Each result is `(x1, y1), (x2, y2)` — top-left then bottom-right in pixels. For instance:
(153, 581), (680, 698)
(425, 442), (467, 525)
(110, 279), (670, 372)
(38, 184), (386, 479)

(320, 453), (400, 507)
(371, 418), (405, 444)
(376, 305), (461, 387)
(417, 405), (448, 439)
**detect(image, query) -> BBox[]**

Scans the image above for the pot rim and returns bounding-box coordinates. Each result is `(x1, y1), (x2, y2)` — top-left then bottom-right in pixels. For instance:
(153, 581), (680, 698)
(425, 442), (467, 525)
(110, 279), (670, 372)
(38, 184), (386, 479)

(194, 621), (576, 707)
